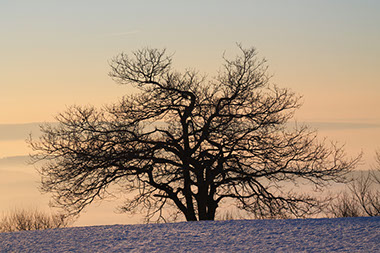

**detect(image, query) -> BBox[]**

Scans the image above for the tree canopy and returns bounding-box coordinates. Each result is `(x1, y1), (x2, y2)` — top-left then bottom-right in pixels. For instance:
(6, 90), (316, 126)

(30, 46), (359, 222)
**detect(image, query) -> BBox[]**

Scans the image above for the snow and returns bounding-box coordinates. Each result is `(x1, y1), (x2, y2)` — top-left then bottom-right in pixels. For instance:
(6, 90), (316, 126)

(0, 217), (379, 252)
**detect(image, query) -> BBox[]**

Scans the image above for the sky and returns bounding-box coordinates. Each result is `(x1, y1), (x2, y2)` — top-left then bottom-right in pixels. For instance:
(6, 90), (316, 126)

(0, 0), (379, 225)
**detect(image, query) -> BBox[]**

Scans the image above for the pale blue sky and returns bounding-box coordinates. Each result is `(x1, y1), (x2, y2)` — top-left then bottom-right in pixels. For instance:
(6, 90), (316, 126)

(1, 0), (379, 123)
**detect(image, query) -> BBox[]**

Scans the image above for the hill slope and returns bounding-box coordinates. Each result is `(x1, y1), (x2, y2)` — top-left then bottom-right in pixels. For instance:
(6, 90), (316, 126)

(0, 217), (379, 252)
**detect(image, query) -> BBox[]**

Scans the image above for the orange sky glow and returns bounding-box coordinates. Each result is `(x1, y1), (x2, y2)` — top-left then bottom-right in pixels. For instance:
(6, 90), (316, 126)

(0, 0), (379, 226)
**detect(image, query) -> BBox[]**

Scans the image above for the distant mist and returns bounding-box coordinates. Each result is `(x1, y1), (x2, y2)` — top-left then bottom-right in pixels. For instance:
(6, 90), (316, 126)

(0, 155), (30, 167)
(303, 122), (380, 131)
(0, 123), (42, 141)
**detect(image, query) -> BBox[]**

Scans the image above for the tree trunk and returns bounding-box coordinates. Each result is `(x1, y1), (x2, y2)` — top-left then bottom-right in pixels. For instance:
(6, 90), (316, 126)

(197, 186), (208, 220)
(183, 167), (197, 221)
(197, 190), (217, 221)
(183, 209), (198, 221)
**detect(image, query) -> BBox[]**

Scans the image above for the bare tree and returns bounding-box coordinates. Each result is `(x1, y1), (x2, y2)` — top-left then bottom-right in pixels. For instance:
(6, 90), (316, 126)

(373, 149), (380, 185)
(327, 191), (362, 218)
(328, 151), (380, 218)
(350, 172), (380, 216)
(0, 209), (70, 233)
(29, 46), (360, 222)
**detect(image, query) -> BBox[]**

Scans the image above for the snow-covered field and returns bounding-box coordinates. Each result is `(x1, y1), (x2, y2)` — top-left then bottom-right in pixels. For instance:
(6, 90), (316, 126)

(0, 217), (379, 252)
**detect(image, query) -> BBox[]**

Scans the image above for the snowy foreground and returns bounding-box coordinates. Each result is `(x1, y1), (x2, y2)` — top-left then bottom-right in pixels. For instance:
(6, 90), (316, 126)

(0, 217), (379, 252)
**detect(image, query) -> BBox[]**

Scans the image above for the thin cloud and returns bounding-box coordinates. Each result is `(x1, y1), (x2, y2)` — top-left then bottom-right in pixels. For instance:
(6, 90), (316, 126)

(0, 155), (29, 167)
(0, 123), (42, 141)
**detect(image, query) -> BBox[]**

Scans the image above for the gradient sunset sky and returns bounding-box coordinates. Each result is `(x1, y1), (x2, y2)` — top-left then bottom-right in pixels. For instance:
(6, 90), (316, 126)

(1, 0), (379, 159)
(1, 0), (380, 226)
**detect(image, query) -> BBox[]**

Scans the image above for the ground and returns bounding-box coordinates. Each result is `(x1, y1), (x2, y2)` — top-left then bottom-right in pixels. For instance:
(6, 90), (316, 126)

(0, 217), (379, 252)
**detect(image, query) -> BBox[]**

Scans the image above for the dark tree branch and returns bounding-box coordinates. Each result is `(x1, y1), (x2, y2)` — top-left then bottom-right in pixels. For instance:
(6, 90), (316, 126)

(29, 46), (360, 222)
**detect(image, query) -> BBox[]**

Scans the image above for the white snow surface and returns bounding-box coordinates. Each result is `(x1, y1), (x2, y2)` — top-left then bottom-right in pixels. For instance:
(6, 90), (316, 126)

(0, 217), (379, 252)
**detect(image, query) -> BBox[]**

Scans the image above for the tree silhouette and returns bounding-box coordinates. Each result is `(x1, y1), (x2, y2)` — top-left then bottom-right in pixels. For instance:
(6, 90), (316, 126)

(328, 150), (379, 218)
(0, 208), (70, 232)
(30, 46), (359, 222)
